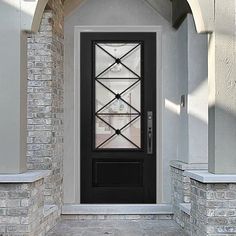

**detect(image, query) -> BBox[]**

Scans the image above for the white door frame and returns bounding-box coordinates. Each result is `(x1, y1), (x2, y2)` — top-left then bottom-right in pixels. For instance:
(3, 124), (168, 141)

(64, 26), (164, 212)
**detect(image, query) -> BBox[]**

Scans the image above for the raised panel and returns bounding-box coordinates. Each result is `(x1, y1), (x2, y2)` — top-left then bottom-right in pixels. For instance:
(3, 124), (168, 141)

(93, 160), (143, 187)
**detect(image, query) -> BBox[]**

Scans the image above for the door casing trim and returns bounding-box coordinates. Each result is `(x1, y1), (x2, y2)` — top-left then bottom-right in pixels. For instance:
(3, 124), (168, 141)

(73, 26), (163, 204)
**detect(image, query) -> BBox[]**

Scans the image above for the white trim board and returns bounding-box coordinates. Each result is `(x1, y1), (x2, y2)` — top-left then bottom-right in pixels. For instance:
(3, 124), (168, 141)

(62, 204), (173, 215)
(71, 26), (163, 204)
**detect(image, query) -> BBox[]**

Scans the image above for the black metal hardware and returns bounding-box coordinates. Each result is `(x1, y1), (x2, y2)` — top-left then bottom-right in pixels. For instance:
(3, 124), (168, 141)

(147, 111), (153, 154)
(115, 94), (121, 99)
(94, 43), (142, 149)
(116, 129), (121, 135)
(95, 43), (141, 79)
(96, 113), (140, 149)
(116, 58), (121, 64)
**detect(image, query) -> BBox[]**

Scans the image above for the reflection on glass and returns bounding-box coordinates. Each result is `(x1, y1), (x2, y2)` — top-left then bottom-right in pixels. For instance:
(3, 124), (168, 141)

(95, 43), (141, 78)
(95, 43), (141, 149)
(96, 79), (141, 112)
(96, 116), (141, 149)
(98, 135), (138, 149)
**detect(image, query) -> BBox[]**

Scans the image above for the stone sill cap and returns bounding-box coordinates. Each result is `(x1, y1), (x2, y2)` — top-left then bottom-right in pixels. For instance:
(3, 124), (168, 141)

(185, 170), (236, 183)
(0, 170), (51, 183)
(170, 160), (208, 171)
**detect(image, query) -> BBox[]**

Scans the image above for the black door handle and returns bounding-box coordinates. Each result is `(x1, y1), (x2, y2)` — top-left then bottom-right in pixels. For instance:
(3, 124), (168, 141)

(147, 111), (153, 154)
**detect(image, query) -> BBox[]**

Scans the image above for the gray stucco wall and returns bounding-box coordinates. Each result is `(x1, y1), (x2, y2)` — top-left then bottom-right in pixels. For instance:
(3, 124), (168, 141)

(177, 17), (189, 163)
(63, 0), (208, 204)
(0, 1), (27, 173)
(64, 0), (178, 204)
(176, 15), (208, 164)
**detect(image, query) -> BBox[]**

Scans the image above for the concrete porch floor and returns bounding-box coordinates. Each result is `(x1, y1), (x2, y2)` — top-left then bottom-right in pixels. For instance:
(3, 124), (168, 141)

(47, 219), (187, 236)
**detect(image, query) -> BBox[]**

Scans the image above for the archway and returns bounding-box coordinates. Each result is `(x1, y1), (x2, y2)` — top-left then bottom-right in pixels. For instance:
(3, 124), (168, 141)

(61, 0), (210, 207)
(31, 0), (213, 34)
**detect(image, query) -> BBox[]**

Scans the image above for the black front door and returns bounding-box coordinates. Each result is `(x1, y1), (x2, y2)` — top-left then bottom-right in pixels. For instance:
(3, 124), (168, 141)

(81, 32), (156, 203)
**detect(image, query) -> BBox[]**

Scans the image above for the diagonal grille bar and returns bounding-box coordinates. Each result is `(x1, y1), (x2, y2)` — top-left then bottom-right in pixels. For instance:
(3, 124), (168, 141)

(120, 43), (141, 60)
(95, 79), (141, 114)
(96, 43), (116, 60)
(96, 114), (116, 132)
(95, 42), (142, 149)
(120, 115), (140, 132)
(120, 78), (140, 96)
(119, 96), (140, 114)
(96, 43), (141, 78)
(120, 133), (140, 149)
(96, 97), (117, 114)
(96, 62), (117, 78)
(96, 133), (116, 149)
(95, 78), (116, 95)
(96, 114), (140, 149)
(120, 61), (140, 78)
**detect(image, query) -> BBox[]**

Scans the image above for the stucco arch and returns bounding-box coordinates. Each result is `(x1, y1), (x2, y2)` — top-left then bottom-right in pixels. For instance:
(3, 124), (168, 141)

(31, 0), (49, 32)
(21, 0), (48, 32)
(27, 0), (214, 34)
(186, 0), (214, 33)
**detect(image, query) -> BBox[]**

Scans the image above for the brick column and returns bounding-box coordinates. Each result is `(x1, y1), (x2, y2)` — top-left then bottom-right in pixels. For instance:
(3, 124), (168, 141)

(0, 179), (44, 235)
(170, 161), (208, 235)
(27, 0), (64, 207)
(191, 180), (236, 236)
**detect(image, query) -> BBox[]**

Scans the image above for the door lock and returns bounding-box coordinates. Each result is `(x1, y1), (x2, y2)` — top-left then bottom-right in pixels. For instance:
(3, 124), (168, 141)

(147, 111), (153, 154)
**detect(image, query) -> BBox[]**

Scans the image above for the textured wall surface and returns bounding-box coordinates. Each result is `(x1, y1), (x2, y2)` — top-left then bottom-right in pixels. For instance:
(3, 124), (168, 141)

(171, 163), (236, 236)
(171, 165), (191, 235)
(27, 0), (64, 207)
(64, 0), (178, 204)
(177, 14), (208, 164)
(191, 180), (236, 236)
(0, 1), (63, 235)
(0, 177), (60, 235)
(0, 180), (44, 235)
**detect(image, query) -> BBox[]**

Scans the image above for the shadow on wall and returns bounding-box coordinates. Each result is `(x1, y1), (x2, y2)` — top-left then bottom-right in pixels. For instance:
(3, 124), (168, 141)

(164, 14), (209, 165)
(164, 76), (208, 164)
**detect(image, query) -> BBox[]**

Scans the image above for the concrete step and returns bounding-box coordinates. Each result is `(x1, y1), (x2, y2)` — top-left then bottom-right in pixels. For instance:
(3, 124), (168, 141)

(62, 204), (173, 215)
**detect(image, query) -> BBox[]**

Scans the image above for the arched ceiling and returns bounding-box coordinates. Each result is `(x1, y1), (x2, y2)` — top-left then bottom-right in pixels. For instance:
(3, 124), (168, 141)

(62, 0), (214, 33)
(63, 0), (172, 22)
(64, 0), (86, 16)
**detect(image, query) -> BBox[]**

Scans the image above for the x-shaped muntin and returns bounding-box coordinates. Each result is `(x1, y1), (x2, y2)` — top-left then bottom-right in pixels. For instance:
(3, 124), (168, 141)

(95, 43), (142, 149)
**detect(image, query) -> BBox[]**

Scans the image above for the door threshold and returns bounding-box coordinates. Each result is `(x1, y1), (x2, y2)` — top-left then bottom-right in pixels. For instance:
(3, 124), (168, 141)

(62, 204), (173, 215)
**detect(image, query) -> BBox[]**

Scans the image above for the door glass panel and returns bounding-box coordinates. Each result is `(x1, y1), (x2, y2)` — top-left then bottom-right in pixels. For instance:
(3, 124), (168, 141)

(97, 99), (138, 114)
(95, 43), (141, 78)
(95, 42), (142, 149)
(95, 116), (115, 148)
(95, 82), (114, 111)
(122, 117), (141, 147)
(98, 135), (137, 149)
(97, 64), (138, 78)
(96, 79), (141, 111)
(120, 82), (141, 111)
(97, 115), (139, 130)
